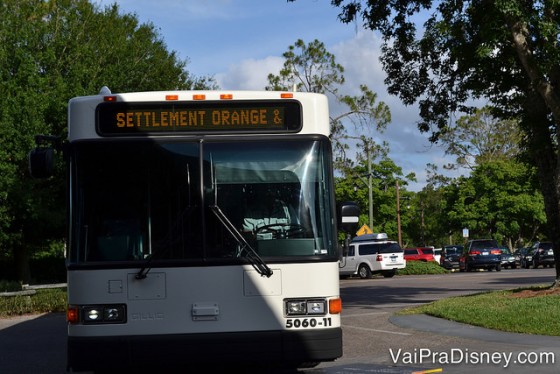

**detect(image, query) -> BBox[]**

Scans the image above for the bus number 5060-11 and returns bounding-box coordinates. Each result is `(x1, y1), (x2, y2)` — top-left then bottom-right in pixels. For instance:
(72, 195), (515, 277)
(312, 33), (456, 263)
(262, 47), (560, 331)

(285, 317), (332, 328)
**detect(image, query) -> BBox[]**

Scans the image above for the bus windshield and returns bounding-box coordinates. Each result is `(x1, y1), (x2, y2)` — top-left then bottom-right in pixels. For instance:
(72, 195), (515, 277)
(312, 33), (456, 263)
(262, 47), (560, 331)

(69, 138), (336, 265)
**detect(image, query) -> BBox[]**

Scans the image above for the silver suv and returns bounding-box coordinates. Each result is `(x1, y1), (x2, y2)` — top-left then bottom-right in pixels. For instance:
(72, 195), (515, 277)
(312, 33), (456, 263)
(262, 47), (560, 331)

(339, 233), (406, 278)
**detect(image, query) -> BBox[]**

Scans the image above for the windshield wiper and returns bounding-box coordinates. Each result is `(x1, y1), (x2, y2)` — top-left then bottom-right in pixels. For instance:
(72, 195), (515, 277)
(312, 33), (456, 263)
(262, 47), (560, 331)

(136, 205), (196, 280)
(137, 204), (273, 279)
(209, 205), (273, 278)
(135, 254), (153, 279)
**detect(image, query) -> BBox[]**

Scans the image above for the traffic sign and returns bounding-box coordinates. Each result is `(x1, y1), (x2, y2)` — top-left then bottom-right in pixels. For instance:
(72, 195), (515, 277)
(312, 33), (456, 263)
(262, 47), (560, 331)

(356, 224), (373, 236)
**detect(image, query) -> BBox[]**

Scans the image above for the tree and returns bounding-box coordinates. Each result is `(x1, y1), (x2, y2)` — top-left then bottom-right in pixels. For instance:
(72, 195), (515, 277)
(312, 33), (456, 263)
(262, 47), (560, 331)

(0, 0), (216, 282)
(440, 107), (523, 170)
(407, 186), (449, 248)
(336, 155), (416, 240)
(266, 39), (391, 172)
(323, 0), (560, 284)
(447, 160), (545, 247)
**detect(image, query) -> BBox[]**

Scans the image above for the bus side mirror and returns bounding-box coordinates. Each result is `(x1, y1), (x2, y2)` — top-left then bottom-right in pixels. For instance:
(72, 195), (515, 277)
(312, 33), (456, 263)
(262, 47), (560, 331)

(28, 135), (61, 179)
(28, 147), (54, 179)
(338, 201), (360, 234)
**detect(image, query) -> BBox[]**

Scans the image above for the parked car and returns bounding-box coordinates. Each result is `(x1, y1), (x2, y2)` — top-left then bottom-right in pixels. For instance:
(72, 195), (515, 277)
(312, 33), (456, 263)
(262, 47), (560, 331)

(440, 245), (463, 270)
(531, 241), (556, 268)
(521, 247), (536, 269)
(339, 233), (406, 279)
(500, 247), (517, 269)
(513, 247), (529, 267)
(459, 239), (502, 272)
(433, 248), (442, 264)
(403, 247), (435, 262)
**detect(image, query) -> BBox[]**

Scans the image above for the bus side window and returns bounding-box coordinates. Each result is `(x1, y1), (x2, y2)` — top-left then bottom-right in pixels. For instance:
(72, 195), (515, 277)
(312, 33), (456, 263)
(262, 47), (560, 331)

(95, 219), (143, 261)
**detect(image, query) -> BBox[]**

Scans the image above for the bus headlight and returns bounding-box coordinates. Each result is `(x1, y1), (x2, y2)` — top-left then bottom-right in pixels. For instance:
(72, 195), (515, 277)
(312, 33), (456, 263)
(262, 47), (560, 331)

(81, 304), (127, 324)
(285, 299), (326, 316)
(85, 308), (100, 321)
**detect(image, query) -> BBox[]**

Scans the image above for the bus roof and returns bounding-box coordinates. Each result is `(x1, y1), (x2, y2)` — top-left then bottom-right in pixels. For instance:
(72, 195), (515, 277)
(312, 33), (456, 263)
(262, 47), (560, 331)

(67, 88), (330, 141)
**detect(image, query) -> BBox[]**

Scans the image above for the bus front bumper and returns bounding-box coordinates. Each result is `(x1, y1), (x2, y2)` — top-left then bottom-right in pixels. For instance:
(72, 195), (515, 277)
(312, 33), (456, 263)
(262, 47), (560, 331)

(67, 328), (342, 371)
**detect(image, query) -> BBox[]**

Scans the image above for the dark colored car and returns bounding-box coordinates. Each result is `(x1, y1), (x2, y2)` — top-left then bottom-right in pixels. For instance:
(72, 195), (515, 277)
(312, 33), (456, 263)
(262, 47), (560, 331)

(521, 247), (536, 269)
(500, 247), (517, 269)
(459, 239), (502, 272)
(531, 242), (556, 268)
(403, 247), (435, 262)
(513, 248), (529, 268)
(440, 245), (463, 270)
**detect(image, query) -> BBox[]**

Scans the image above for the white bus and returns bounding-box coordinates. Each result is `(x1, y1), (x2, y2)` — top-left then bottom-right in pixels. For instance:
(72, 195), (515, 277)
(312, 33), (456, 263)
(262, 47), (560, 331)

(29, 88), (359, 372)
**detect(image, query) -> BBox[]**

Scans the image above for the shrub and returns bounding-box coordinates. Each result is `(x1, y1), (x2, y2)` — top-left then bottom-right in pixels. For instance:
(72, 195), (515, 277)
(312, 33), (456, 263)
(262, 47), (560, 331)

(0, 288), (67, 317)
(399, 260), (448, 275)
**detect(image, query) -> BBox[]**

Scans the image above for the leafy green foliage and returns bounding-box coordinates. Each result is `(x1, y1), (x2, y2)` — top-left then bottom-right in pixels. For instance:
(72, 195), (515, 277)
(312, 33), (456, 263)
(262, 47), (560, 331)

(266, 39), (344, 94)
(336, 156), (417, 240)
(326, 0), (560, 277)
(0, 0), (215, 281)
(447, 160), (545, 245)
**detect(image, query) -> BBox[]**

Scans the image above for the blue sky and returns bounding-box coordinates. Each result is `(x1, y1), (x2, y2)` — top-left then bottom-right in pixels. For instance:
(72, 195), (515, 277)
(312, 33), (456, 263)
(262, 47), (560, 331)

(95, 0), (465, 191)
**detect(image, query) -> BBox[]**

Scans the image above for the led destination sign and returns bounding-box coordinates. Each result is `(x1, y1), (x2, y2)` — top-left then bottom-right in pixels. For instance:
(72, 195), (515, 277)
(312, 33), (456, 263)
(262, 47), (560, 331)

(96, 100), (302, 135)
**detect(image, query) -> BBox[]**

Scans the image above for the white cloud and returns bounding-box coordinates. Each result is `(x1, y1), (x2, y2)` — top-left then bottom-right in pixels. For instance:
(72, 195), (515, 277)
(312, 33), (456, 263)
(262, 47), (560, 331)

(216, 56), (284, 91)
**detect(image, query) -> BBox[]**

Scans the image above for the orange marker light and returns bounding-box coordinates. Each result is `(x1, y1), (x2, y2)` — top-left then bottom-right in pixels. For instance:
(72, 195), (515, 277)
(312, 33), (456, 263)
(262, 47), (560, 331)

(103, 96), (117, 102)
(329, 298), (342, 314)
(193, 94), (206, 100)
(67, 306), (80, 324)
(280, 93), (294, 98)
(220, 94), (233, 100)
(166, 95), (179, 101)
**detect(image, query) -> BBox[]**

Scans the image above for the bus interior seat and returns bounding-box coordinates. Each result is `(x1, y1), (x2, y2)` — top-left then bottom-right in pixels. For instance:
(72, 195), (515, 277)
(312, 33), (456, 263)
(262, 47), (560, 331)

(96, 220), (143, 261)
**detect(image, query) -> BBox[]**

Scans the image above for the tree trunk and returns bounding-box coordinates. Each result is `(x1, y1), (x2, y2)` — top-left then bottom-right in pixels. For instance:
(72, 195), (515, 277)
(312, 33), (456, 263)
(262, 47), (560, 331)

(13, 244), (31, 285)
(522, 92), (560, 285)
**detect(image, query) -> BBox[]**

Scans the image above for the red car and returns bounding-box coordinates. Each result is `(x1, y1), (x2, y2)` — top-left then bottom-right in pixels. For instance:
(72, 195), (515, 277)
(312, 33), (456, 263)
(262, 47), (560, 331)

(403, 247), (435, 262)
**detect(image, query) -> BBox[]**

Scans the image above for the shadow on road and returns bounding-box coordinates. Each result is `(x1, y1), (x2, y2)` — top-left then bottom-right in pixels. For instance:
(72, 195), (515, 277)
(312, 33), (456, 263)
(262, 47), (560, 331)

(0, 313), (66, 374)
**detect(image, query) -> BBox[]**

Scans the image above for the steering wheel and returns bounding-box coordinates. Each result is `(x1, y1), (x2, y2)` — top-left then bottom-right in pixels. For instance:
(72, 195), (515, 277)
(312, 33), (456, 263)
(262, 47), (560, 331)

(254, 223), (305, 239)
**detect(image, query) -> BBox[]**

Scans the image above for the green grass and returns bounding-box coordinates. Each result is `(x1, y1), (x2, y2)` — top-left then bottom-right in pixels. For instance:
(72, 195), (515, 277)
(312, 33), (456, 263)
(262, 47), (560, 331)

(398, 286), (560, 336)
(0, 288), (67, 317)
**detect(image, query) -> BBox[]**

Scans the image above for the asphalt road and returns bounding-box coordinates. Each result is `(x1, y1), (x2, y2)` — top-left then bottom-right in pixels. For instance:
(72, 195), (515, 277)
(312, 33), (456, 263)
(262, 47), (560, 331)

(315, 267), (560, 374)
(0, 267), (557, 373)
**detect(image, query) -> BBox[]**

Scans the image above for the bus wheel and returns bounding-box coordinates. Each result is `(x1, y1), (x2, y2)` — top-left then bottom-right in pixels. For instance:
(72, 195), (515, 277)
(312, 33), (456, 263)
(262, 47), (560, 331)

(358, 264), (372, 279)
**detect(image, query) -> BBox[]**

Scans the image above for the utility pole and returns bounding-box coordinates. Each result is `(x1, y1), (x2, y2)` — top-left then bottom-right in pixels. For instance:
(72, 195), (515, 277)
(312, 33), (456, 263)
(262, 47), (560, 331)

(351, 138), (374, 231)
(420, 199), (425, 246)
(396, 179), (402, 247)
(366, 143), (373, 230)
